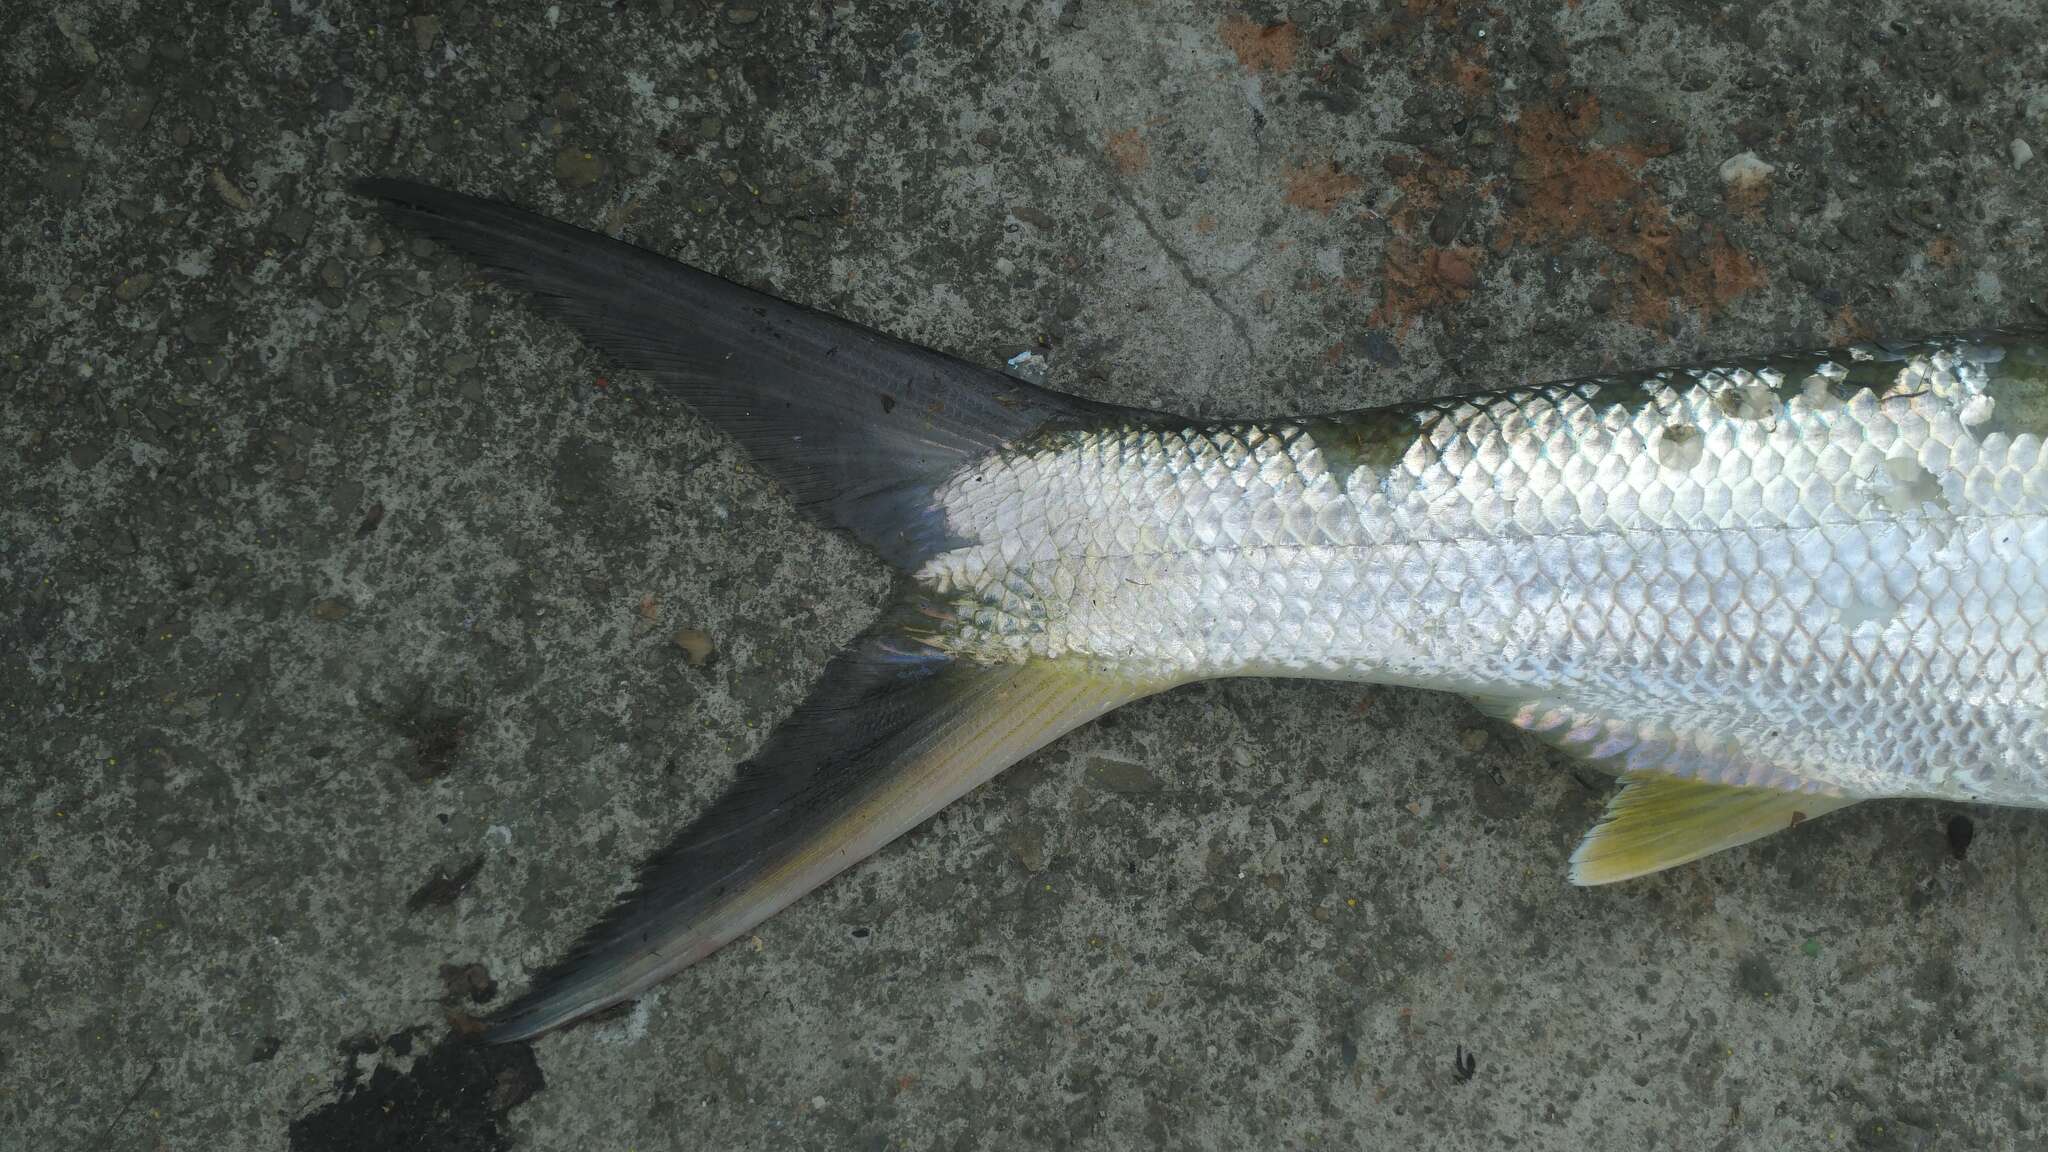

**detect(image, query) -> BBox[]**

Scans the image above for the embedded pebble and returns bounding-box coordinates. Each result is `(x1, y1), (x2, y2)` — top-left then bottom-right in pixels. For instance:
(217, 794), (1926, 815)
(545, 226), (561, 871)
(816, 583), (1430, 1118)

(554, 147), (607, 187)
(114, 273), (154, 302)
(672, 629), (716, 667)
(1718, 151), (1774, 199)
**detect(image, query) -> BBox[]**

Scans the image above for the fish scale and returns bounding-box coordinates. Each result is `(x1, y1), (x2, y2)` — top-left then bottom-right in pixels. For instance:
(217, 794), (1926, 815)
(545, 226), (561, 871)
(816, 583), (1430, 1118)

(921, 337), (2048, 804)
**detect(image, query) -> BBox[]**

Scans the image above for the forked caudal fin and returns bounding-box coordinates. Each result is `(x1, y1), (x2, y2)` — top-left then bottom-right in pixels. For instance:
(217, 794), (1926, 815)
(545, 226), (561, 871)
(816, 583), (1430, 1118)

(354, 180), (1170, 1041)
(354, 178), (1154, 568)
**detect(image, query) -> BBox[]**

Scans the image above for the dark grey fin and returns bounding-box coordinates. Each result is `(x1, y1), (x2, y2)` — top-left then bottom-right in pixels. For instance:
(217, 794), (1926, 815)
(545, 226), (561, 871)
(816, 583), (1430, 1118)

(480, 589), (1171, 1042)
(354, 178), (1156, 567)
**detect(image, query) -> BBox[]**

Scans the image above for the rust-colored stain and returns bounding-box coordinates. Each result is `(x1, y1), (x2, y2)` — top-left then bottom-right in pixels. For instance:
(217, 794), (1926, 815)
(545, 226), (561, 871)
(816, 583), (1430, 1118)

(1496, 101), (1646, 248)
(1926, 234), (1959, 267)
(1829, 304), (1875, 344)
(1103, 128), (1149, 176)
(1619, 220), (1765, 330)
(1383, 153), (1473, 233)
(1371, 241), (1483, 331)
(1194, 212), (1218, 235)
(1283, 160), (1363, 216)
(1500, 98), (1765, 329)
(1448, 51), (1491, 100)
(1367, 154), (1490, 337)
(1218, 15), (1299, 73)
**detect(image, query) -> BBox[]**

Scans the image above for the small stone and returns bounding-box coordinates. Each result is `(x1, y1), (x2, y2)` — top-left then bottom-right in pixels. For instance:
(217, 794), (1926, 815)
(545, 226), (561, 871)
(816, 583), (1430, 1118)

(1587, 280), (1614, 314)
(311, 597), (353, 621)
(412, 14), (441, 51)
(673, 629), (715, 667)
(1718, 151), (1774, 207)
(2012, 138), (2035, 170)
(1429, 194), (1472, 245)
(554, 146), (607, 187)
(1719, 151), (1774, 184)
(1007, 826), (1045, 873)
(122, 89), (157, 132)
(114, 272), (154, 302)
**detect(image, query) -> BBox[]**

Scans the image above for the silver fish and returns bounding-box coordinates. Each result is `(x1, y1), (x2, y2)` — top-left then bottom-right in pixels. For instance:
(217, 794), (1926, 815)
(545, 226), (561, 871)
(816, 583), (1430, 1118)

(360, 180), (2048, 1041)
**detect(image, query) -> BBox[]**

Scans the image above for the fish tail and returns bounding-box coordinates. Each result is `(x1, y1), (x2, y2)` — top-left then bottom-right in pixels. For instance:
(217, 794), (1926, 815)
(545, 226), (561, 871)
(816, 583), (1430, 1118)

(354, 179), (1168, 1041)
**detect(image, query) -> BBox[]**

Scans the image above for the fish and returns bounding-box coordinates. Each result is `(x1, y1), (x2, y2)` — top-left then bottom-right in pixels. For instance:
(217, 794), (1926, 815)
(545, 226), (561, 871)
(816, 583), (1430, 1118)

(357, 179), (2048, 1042)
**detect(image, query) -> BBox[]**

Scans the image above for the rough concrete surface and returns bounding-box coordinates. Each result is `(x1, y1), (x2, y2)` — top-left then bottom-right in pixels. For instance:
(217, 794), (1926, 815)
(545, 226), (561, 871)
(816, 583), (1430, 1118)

(6, 1), (2048, 1149)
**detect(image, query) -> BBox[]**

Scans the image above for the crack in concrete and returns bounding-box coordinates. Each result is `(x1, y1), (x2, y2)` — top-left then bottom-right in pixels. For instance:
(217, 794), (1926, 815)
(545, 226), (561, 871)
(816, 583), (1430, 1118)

(1048, 89), (1257, 374)
(1114, 184), (1258, 371)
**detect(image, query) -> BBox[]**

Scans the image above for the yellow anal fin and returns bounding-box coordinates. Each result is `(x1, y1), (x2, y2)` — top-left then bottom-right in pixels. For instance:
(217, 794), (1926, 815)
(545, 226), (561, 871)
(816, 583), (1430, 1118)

(1570, 773), (1858, 886)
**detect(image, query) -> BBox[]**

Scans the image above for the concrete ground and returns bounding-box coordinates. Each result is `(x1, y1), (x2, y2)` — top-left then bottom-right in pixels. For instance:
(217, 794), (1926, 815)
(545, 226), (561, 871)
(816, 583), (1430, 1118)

(6, 1), (2048, 1148)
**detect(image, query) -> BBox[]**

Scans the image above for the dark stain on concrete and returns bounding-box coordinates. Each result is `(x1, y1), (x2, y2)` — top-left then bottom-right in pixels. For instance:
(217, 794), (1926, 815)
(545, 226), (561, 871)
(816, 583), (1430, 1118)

(288, 1032), (544, 1152)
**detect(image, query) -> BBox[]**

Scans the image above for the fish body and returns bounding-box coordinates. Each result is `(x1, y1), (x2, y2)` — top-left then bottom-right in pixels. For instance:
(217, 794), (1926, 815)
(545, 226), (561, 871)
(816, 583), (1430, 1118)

(357, 180), (2048, 1041)
(920, 339), (2048, 807)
